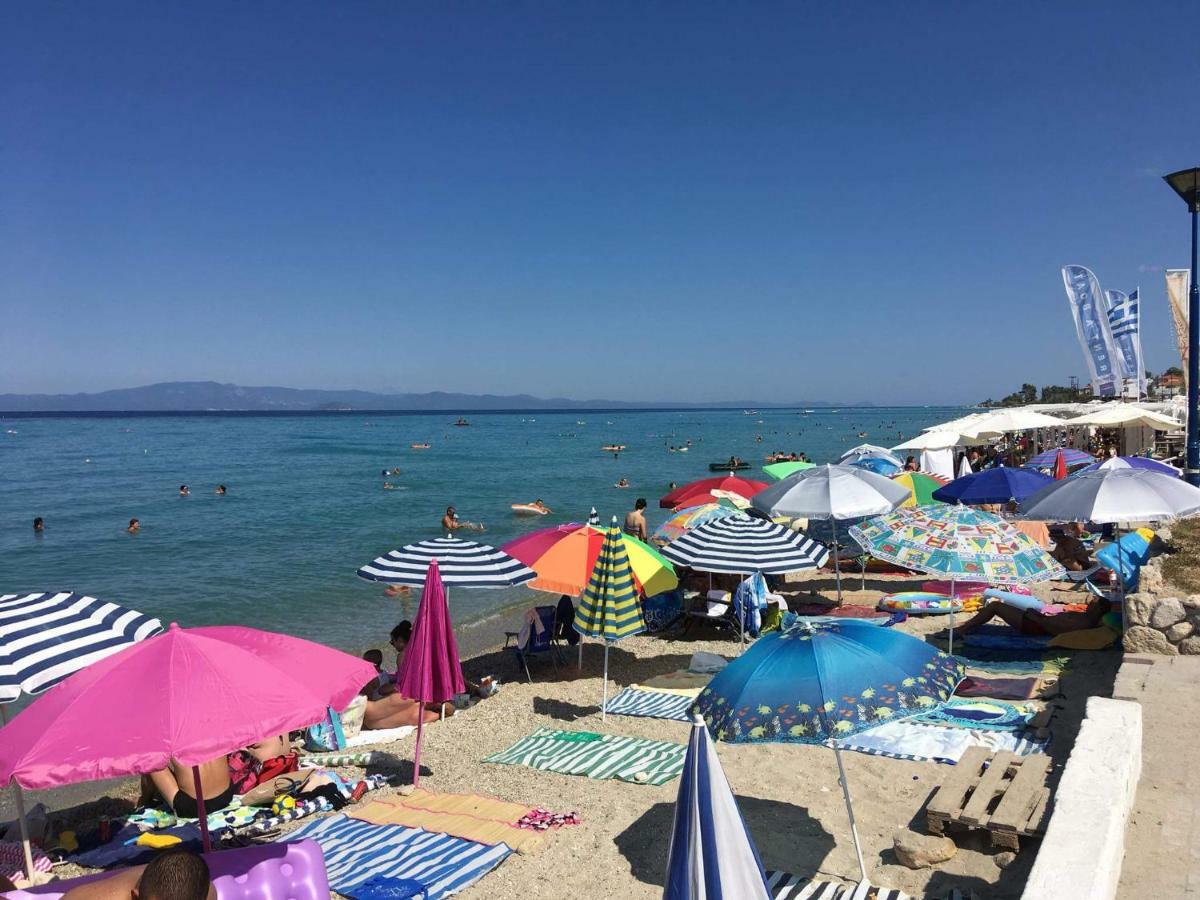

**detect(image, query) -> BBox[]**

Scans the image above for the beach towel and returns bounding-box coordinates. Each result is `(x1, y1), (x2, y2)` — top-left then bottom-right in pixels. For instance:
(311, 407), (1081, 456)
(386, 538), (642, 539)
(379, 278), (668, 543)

(835, 720), (1048, 765)
(957, 626), (1053, 651)
(71, 823), (207, 869)
(123, 798), (258, 832)
(482, 727), (687, 785)
(913, 699), (1035, 732)
(630, 673), (707, 698)
(954, 652), (1071, 676)
(1, 840), (52, 883)
(281, 814), (512, 899)
(764, 871), (909, 899)
(351, 790), (547, 854)
(346, 725), (416, 748)
(602, 687), (693, 722)
(954, 675), (1056, 701)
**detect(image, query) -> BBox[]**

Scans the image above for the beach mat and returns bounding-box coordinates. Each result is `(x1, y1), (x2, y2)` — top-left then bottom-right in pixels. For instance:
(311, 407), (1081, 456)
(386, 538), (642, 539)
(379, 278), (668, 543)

(281, 813), (511, 899)
(635, 670), (711, 696)
(482, 727), (687, 785)
(955, 675), (1057, 701)
(954, 652), (1071, 677)
(765, 871), (909, 899)
(345, 725), (415, 748)
(350, 789), (547, 854)
(835, 719), (1048, 765)
(603, 687), (693, 722)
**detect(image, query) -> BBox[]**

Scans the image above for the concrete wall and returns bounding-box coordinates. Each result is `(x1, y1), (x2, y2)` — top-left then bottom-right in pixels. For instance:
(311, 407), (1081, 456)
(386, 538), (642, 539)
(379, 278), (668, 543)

(1021, 696), (1142, 900)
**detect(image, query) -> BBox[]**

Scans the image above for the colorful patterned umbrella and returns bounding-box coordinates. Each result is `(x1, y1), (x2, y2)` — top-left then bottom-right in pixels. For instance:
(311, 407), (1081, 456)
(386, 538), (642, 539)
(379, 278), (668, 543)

(763, 460), (815, 480)
(660, 476), (768, 510)
(573, 518), (646, 720)
(1023, 447), (1095, 469)
(889, 471), (948, 508)
(652, 502), (740, 544)
(502, 523), (678, 597)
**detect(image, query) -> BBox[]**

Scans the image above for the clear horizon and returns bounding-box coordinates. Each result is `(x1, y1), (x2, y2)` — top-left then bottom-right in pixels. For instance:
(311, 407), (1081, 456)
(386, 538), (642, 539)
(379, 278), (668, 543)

(3, 2), (1197, 404)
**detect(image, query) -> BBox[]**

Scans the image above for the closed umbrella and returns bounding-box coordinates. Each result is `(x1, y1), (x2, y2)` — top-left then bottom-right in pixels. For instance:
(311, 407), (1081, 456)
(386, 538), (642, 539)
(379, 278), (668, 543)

(931, 466), (1055, 505)
(1053, 450), (1068, 481)
(396, 560), (465, 788)
(573, 518), (646, 721)
(660, 476), (768, 510)
(751, 465), (909, 601)
(0, 592), (162, 878)
(663, 716), (770, 900)
(695, 622), (964, 882)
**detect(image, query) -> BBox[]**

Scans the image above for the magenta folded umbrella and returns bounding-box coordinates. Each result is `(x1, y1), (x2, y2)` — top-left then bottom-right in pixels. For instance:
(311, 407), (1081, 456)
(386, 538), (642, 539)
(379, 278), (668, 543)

(396, 559), (465, 786)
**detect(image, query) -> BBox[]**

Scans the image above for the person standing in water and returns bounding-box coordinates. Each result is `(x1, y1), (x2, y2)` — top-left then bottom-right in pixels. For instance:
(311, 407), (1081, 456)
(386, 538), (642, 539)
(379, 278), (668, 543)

(624, 498), (648, 541)
(442, 506), (483, 532)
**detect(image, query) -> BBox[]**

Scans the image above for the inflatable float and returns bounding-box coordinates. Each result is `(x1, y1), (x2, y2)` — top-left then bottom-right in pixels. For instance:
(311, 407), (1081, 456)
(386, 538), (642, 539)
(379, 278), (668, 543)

(511, 503), (550, 516)
(878, 592), (963, 615)
(410, 443), (431, 450)
(602, 444), (627, 452)
(709, 462), (751, 472)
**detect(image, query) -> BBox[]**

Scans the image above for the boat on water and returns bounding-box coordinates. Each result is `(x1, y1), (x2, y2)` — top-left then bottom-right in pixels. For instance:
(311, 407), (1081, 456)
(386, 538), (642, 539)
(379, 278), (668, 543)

(454, 418), (470, 426)
(709, 461), (751, 472)
(743, 409), (758, 415)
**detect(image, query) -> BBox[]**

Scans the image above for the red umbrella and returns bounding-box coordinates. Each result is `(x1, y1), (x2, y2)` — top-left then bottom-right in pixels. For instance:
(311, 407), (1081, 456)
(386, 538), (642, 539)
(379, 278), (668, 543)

(1053, 449), (1068, 481)
(396, 559), (465, 787)
(659, 476), (768, 509)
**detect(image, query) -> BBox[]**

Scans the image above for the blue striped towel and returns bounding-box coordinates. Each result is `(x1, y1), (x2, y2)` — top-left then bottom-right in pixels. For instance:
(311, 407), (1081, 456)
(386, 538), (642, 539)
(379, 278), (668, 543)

(281, 814), (511, 898)
(603, 687), (693, 722)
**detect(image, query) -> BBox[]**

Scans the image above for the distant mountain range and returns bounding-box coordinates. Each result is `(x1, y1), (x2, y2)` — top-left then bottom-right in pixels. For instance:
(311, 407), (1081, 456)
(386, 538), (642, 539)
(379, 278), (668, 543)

(0, 381), (871, 412)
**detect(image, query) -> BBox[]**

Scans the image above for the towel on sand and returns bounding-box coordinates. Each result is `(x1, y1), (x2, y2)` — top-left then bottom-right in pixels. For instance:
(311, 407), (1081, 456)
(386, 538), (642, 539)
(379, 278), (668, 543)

(603, 687), (693, 722)
(634, 670), (711, 696)
(835, 720), (1048, 765)
(913, 699), (1035, 732)
(482, 727), (686, 785)
(351, 789), (546, 854)
(955, 675), (1057, 700)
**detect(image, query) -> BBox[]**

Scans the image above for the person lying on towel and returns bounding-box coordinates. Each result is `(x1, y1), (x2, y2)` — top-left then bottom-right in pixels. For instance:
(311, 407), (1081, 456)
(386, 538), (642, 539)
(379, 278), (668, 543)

(937, 595), (1110, 640)
(62, 848), (214, 900)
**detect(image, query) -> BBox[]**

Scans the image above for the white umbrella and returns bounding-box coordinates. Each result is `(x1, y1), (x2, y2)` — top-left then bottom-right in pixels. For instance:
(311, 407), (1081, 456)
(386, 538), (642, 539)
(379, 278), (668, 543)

(1067, 406), (1184, 430)
(960, 409), (1066, 438)
(838, 444), (903, 468)
(751, 465), (909, 601)
(892, 430), (982, 450)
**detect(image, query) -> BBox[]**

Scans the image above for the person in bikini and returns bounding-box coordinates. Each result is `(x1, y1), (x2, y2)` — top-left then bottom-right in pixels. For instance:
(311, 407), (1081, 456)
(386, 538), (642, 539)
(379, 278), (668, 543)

(141, 756), (233, 819)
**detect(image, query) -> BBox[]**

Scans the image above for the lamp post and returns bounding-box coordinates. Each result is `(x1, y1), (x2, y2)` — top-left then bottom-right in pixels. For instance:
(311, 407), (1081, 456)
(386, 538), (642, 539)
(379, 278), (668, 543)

(1163, 167), (1200, 487)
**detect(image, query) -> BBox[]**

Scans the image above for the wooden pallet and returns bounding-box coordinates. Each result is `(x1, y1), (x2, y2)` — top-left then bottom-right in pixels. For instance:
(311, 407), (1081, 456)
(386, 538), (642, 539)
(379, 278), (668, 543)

(926, 747), (1053, 850)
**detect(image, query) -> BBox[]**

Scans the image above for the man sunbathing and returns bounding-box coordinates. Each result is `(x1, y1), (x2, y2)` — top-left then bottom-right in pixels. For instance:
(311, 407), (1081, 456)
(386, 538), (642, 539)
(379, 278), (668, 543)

(140, 755), (233, 819)
(939, 595), (1111, 639)
(62, 848), (214, 900)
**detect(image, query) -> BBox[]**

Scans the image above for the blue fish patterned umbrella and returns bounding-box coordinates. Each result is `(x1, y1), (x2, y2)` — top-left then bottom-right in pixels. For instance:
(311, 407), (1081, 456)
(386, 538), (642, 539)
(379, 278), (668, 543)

(694, 621), (964, 881)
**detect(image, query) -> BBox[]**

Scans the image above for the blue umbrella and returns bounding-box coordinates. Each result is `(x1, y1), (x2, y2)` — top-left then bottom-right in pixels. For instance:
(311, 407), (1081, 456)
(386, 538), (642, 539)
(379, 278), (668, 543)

(1024, 447), (1095, 469)
(663, 716), (771, 900)
(847, 456), (902, 476)
(932, 466), (1054, 505)
(695, 621), (964, 882)
(1077, 455), (1181, 478)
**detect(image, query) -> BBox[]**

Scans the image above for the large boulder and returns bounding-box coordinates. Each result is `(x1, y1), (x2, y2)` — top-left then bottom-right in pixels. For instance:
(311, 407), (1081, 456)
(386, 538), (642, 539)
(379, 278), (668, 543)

(1167, 621), (1194, 643)
(1125, 594), (1153, 627)
(893, 828), (957, 869)
(1149, 597), (1187, 629)
(1139, 559), (1166, 594)
(1123, 626), (1179, 656)
(1178, 636), (1200, 655)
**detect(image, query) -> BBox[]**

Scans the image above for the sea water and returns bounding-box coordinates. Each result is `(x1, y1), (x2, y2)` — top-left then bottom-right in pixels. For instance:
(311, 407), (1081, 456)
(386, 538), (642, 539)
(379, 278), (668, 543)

(0, 407), (967, 652)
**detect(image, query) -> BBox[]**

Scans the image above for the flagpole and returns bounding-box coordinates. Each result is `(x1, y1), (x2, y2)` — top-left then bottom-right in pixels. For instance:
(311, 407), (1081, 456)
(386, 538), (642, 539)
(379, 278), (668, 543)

(1136, 285), (1145, 399)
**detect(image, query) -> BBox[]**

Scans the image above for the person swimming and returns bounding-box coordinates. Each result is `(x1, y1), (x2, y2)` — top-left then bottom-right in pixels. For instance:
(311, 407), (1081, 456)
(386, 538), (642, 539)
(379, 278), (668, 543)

(179, 485), (190, 496)
(33, 516), (44, 533)
(127, 518), (140, 534)
(532, 499), (551, 513)
(215, 485), (226, 495)
(442, 506), (484, 532)
(615, 477), (630, 488)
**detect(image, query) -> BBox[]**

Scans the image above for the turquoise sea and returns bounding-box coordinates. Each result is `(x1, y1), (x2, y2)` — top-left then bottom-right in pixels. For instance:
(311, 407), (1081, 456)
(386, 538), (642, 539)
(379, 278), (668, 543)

(0, 407), (967, 653)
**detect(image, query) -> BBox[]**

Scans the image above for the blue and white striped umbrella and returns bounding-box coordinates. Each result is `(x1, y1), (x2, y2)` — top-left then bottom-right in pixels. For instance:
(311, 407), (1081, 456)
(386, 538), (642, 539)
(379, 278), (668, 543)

(664, 714), (770, 900)
(357, 537), (536, 587)
(1, 592), (163, 703)
(660, 515), (829, 575)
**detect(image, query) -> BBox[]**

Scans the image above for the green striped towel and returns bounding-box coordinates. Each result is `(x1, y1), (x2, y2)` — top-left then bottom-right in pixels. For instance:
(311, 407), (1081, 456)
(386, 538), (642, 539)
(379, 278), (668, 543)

(481, 727), (686, 785)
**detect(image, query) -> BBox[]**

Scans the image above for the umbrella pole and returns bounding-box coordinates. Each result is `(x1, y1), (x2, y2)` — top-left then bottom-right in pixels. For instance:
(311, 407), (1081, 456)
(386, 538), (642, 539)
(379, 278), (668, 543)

(1115, 523), (1127, 635)
(948, 579), (956, 657)
(191, 766), (212, 853)
(831, 744), (869, 883)
(412, 710), (425, 788)
(601, 643), (610, 723)
(0, 706), (35, 883)
(834, 545), (843, 603)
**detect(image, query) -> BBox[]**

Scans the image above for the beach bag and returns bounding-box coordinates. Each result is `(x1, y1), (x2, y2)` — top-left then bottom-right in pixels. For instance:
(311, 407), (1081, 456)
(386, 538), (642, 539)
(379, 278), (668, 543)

(304, 706), (347, 752)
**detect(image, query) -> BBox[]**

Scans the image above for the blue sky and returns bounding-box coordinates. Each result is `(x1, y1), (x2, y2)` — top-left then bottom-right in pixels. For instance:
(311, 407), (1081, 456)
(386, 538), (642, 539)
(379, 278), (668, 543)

(2, 1), (1198, 404)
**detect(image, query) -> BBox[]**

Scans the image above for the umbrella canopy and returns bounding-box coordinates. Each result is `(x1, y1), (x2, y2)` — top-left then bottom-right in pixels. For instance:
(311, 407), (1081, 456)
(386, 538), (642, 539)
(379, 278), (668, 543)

(660, 515), (829, 575)
(1023, 448), (1095, 469)
(839, 444), (903, 468)
(396, 560), (465, 704)
(503, 523), (678, 597)
(960, 409), (1066, 437)
(652, 502), (741, 544)
(751, 464), (910, 521)
(847, 456), (902, 476)
(573, 518), (646, 642)
(892, 430), (983, 451)
(1, 592), (162, 703)
(660, 476), (768, 510)
(1019, 468), (1200, 524)
(1079, 456), (1181, 477)
(762, 460), (815, 480)
(663, 716), (770, 900)
(849, 505), (1065, 585)
(889, 472), (948, 508)
(1068, 406), (1183, 430)
(358, 537), (536, 587)
(931, 467), (1055, 505)
(0, 624), (375, 789)
(696, 622), (964, 744)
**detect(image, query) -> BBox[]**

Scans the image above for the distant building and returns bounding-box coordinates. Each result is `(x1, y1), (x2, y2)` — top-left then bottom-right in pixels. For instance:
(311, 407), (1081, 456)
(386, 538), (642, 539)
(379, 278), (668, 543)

(1155, 372), (1184, 397)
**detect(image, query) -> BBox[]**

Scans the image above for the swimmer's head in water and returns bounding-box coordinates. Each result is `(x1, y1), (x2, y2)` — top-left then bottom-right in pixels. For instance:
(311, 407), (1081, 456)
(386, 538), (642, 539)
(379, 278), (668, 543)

(33, 517), (43, 532)
(216, 485), (226, 494)
(362, 649), (384, 666)
(446, 506), (456, 516)
(128, 518), (139, 530)
(135, 848), (211, 900)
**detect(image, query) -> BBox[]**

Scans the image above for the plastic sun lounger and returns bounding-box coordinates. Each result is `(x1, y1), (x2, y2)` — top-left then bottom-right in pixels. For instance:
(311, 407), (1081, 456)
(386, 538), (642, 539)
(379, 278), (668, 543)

(3, 839), (330, 900)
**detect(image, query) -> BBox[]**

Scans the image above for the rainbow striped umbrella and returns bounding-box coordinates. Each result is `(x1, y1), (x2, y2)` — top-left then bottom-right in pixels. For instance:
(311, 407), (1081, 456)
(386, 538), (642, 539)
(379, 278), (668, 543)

(651, 502), (740, 544)
(889, 471), (948, 508)
(573, 517), (646, 720)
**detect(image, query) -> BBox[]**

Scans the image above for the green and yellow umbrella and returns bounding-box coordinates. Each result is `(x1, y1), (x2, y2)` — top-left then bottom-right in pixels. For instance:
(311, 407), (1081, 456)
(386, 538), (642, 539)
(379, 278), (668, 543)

(890, 471), (949, 508)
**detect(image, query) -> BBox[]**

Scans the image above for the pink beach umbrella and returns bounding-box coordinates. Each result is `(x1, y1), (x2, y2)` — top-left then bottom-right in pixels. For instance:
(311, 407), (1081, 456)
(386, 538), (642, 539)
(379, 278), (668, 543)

(0, 624), (375, 850)
(396, 559), (465, 788)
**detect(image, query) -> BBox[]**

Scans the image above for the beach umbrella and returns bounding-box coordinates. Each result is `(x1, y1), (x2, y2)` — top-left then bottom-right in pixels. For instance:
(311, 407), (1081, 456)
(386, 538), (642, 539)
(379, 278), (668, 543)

(573, 518), (646, 721)
(502, 523), (678, 598)
(889, 471), (948, 508)
(652, 502), (741, 544)
(663, 715), (771, 900)
(587, 507), (601, 525)
(762, 460), (815, 480)
(396, 560), (465, 788)
(751, 465), (909, 601)
(660, 476), (768, 510)
(1067, 406), (1183, 430)
(892, 430), (982, 451)
(960, 409), (1066, 438)
(357, 536), (536, 590)
(1023, 447), (1095, 469)
(846, 456), (902, 476)
(695, 622), (964, 882)
(660, 515), (829, 575)
(931, 466), (1055, 505)
(849, 505), (1065, 653)
(839, 444), (903, 468)
(0, 624), (374, 851)
(1078, 456), (1181, 478)
(1053, 450), (1068, 480)
(0, 592), (163, 879)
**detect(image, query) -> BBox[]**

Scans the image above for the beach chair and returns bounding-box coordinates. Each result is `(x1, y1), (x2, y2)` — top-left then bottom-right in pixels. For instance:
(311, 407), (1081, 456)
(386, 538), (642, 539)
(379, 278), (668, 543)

(509, 605), (561, 682)
(681, 590), (740, 638)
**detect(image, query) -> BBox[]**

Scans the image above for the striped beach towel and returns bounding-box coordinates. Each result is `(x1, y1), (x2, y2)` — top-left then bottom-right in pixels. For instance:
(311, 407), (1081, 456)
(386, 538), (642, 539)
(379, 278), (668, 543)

(281, 814), (511, 898)
(765, 871), (909, 899)
(482, 727), (687, 785)
(603, 687), (693, 722)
